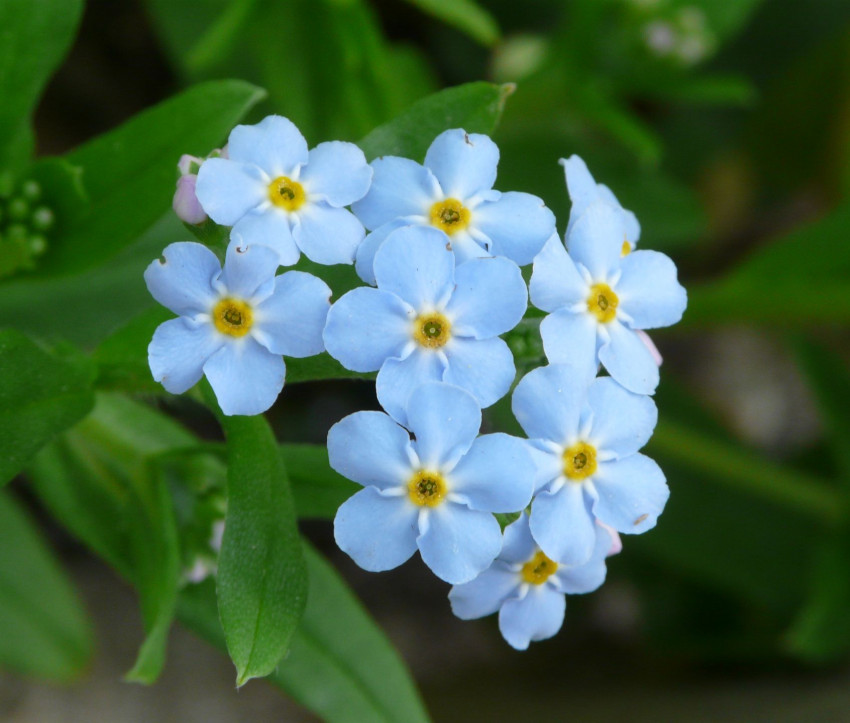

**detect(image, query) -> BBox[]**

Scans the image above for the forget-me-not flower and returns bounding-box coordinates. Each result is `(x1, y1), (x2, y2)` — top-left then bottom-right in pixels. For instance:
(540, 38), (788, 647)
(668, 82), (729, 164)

(323, 225), (527, 426)
(330, 382), (535, 584)
(449, 512), (611, 650)
(195, 115), (372, 266)
(351, 128), (556, 284)
(145, 239), (331, 415)
(512, 363), (669, 566)
(530, 202), (686, 394)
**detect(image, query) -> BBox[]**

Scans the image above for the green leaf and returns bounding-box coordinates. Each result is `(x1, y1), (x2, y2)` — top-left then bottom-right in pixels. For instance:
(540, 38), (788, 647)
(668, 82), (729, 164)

(282, 444), (357, 518)
(0, 0), (84, 173)
(0, 329), (94, 486)
(183, 0), (260, 74)
(401, 0), (499, 46)
(358, 82), (514, 162)
(0, 490), (92, 681)
(178, 542), (430, 723)
(215, 410), (307, 686)
(35, 80), (265, 277)
(651, 73), (757, 106)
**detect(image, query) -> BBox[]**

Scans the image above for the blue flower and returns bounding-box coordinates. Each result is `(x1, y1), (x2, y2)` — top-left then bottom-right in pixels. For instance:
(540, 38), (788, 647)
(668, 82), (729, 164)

(530, 202), (687, 394)
(145, 239), (331, 415)
(324, 224), (527, 426)
(195, 115), (372, 266)
(330, 382), (535, 584)
(351, 128), (556, 284)
(512, 363), (669, 566)
(449, 512), (610, 650)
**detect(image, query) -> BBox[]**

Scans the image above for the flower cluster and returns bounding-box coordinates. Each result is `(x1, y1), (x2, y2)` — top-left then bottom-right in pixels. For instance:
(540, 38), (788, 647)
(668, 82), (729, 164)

(147, 115), (686, 650)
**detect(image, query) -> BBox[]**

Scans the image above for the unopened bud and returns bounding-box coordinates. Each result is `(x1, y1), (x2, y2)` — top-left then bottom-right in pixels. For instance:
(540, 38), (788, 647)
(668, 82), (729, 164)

(20, 179), (42, 202)
(7, 197), (29, 221)
(172, 174), (208, 225)
(31, 206), (55, 232)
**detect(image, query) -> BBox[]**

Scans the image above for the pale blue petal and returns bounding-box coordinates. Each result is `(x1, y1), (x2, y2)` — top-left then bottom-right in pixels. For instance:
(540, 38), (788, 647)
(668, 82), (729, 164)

(529, 234), (588, 313)
(449, 230), (491, 264)
(561, 155), (599, 220)
(539, 308), (598, 375)
(552, 524), (610, 594)
(334, 487), (419, 572)
(227, 115), (308, 177)
(449, 563), (520, 619)
(598, 320), (660, 395)
(144, 242), (220, 316)
(566, 201), (625, 280)
(592, 454), (669, 534)
(472, 192), (556, 266)
(442, 337), (515, 410)
(327, 411), (413, 490)
(597, 183), (641, 245)
(499, 586), (565, 650)
(203, 338), (285, 416)
(373, 226), (455, 309)
(352, 156), (438, 230)
(529, 482), (596, 566)
(293, 203), (365, 265)
(254, 271), (331, 357)
(376, 349), (447, 428)
(220, 240), (279, 300)
(511, 364), (585, 443)
(354, 217), (418, 285)
(417, 504), (502, 584)
(300, 141), (372, 207)
(232, 209), (300, 266)
(616, 250), (687, 329)
(148, 318), (222, 394)
(444, 257), (527, 339)
(586, 377), (657, 458)
(195, 158), (266, 225)
(323, 288), (411, 372)
(527, 440), (563, 493)
(500, 512), (537, 563)
(406, 382), (481, 469)
(424, 129), (498, 199)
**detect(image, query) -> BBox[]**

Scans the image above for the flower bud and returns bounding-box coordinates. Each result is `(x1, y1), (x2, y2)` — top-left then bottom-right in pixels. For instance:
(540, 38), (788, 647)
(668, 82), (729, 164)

(172, 173), (208, 225)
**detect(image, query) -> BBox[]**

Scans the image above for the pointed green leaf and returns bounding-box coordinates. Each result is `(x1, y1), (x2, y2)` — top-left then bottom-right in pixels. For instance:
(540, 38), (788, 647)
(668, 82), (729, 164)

(401, 0), (499, 46)
(282, 444), (357, 518)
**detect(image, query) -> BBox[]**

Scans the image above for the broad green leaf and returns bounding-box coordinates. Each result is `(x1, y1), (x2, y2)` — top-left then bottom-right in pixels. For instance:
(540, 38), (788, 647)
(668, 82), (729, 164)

(179, 542), (430, 723)
(401, 0), (499, 46)
(34, 80), (265, 277)
(214, 409), (307, 686)
(184, 0), (260, 74)
(282, 444), (357, 518)
(0, 329), (94, 486)
(358, 82), (514, 162)
(0, 490), (92, 681)
(0, 0), (83, 173)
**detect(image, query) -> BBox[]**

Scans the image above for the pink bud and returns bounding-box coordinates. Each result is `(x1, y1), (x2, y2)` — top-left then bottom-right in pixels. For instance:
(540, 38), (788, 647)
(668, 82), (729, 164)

(597, 520), (623, 557)
(177, 153), (204, 176)
(172, 174), (208, 225)
(636, 329), (663, 366)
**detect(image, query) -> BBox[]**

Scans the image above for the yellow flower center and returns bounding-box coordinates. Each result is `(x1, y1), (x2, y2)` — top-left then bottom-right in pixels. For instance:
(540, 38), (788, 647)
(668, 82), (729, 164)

(213, 297), (253, 337)
(562, 441), (597, 481)
(407, 470), (447, 507)
(587, 283), (618, 323)
(429, 198), (470, 235)
(268, 176), (306, 211)
(413, 312), (451, 349)
(521, 550), (559, 585)
(621, 239), (631, 256)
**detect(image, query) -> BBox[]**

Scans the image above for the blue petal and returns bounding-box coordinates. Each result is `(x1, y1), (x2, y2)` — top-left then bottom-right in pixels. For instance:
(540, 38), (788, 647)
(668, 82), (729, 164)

(552, 523), (610, 594)
(354, 217), (418, 285)
(323, 288), (411, 372)
(254, 271), (331, 357)
(598, 320), (660, 395)
(300, 141), (372, 207)
(499, 512), (537, 563)
(144, 242), (220, 316)
(527, 440), (563, 494)
(417, 504), (502, 584)
(334, 486), (419, 572)
(597, 183), (640, 245)
(327, 411), (413, 490)
(376, 349), (447, 428)
(294, 203), (365, 265)
(511, 364), (585, 444)
(529, 233), (588, 313)
(442, 336), (515, 410)
(449, 434), (534, 513)
(424, 129), (498, 199)
(592, 454), (669, 534)
(539, 308), (598, 375)
(232, 209), (300, 266)
(449, 563), (520, 619)
(499, 585), (565, 650)
(529, 482), (596, 566)
(586, 377), (657, 459)
(448, 230), (491, 264)
(616, 250), (687, 329)
(148, 317), (222, 394)
(202, 338), (285, 415)
(220, 240), (279, 300)
(227, 115), (308, 177)
(373, 226), (455, 309)
(444, 257), (527, 339)
(566, 201), (625, 280)
(195, 158), (266, 225)
(561, 155), (599, 223)
(406, 382), (481, 470)
(472, 192), (556, 266)
(352, 156), (438, 230)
